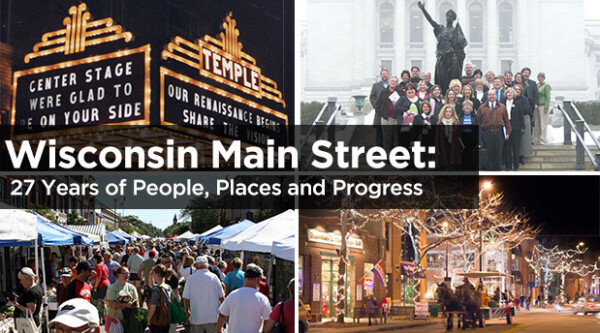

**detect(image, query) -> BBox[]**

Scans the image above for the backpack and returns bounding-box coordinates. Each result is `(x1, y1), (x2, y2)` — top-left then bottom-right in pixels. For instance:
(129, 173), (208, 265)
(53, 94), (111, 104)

(272, 302), (287, 333)
(150, 286), (169, 327)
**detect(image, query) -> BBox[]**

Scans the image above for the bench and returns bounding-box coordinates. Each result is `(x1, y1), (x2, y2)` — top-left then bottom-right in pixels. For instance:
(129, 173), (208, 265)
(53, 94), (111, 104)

(353, 307), (384, 324)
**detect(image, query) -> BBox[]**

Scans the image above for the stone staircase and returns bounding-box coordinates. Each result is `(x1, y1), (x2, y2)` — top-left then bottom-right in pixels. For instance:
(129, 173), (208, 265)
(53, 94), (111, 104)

(520, 144), (599, 171)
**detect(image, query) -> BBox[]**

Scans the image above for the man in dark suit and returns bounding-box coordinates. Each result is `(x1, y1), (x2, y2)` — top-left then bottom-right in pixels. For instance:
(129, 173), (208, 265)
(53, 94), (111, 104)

(369, 69), (389, 147)
(477, 90), (511, 171)
(491, 76), (506, 105)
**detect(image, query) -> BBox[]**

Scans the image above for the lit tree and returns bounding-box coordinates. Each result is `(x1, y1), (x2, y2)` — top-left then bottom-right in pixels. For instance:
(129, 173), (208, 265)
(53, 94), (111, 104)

(527, 244), (599, 304)
(525, 243), (557, 306)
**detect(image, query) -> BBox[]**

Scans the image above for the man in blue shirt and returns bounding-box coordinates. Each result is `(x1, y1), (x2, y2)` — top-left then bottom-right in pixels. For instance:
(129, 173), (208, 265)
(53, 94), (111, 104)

(103, 252), (121, 284)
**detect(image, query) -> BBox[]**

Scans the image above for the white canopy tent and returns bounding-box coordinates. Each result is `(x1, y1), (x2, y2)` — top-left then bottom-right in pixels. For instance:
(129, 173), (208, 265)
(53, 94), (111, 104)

(173, 230), (199, 241)
(220, 210), (296, 253)
(66, 224), (106, 243)
(0, 209), (39, 242)
(271, 235), (295, 261)
(198, 225), (223, 237)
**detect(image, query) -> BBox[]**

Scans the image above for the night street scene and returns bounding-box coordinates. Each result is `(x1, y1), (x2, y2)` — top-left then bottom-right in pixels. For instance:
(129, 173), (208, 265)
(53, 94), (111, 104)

(299, 176), (600, 332)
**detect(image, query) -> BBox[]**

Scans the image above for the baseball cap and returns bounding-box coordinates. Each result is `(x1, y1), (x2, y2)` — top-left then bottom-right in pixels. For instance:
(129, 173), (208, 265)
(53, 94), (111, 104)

(59, 267), (73, 277)
(49, 298), (99, 329)
(245, 266), (263, 279)
(75, 261), (91, 273)
(149, 249), (158, 258)
(223, 253), (232, 259)
(195, 256), (208, 266)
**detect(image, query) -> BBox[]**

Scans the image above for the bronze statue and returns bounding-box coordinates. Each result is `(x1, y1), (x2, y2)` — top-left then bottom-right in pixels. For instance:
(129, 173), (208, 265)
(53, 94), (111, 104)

(418, 1), (467, 93)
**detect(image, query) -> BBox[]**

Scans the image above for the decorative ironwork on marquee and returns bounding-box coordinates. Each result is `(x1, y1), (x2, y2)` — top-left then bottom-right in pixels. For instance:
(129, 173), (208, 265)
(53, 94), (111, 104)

(162, 12), (286, 107)
(25, 3), (133, 63)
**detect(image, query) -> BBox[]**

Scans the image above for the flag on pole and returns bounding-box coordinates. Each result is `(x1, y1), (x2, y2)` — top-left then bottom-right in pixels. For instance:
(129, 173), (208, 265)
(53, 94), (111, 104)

(371, 260), (386, 287)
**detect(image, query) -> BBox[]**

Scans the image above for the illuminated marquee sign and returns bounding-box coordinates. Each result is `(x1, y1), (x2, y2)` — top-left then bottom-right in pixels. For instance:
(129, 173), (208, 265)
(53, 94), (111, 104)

(11, 3), (150, 133)
(161, 13), (287, 144)
(307, 229), (363, 249)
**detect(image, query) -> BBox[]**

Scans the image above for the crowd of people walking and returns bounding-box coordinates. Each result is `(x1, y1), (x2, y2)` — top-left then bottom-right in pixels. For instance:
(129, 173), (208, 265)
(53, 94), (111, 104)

(370, 64), (552, 171)
(9, 240), (297, 333)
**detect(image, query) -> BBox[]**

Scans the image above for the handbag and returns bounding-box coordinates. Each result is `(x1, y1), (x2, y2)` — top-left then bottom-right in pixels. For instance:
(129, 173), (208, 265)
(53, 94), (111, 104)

(150, 287), (170, 327)
(15, 308), (39, 333)
(272, 302), (287, 333)
(170, 297), (186, 324)
(108, 317), (124, 333)
(122, 307), (149, 333)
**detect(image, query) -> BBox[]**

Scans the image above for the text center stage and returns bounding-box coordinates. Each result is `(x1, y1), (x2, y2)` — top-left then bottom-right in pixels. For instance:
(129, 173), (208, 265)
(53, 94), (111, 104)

(10, 5), (289, 154)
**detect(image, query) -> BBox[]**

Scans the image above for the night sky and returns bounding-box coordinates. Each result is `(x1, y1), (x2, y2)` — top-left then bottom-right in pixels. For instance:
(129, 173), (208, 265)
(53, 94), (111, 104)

(482, 176), (600, 251)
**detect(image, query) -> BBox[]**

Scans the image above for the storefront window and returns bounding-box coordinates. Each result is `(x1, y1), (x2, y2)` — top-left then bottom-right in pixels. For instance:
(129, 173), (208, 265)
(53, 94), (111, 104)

(427, 252), (446, 269)
(321, 255), (354, 318)
(363, 263), (375, 297)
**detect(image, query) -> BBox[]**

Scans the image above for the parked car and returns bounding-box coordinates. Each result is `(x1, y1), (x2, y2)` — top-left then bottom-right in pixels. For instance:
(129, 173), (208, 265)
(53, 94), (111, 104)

(572, 296), (600, 315)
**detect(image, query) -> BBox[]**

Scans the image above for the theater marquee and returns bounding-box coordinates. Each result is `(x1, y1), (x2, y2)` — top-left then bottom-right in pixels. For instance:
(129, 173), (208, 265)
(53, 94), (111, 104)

(11, 3), (150, 134)
(161, 13), (288, 145)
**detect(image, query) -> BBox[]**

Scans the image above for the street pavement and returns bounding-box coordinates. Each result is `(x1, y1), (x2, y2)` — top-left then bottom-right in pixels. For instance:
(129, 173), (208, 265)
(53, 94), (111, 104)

(387, 312), (600, 333)
(310, 311), (600, 333)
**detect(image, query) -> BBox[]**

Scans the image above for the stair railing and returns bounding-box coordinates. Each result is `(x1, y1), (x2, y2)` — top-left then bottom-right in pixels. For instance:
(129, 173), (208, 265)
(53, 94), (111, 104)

(558, 101), (600, 170)
(299, 97), (341, 169)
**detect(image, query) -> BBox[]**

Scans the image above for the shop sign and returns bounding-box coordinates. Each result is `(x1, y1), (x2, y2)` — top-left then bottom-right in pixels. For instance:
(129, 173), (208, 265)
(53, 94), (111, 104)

(161, 13), (288, 144)
(312, 283), (320, 302)
(307, 228), (363, 249)
(414, 302), (429, 320)
(401, 263), (426, 279)
(11, 3), (150, 133)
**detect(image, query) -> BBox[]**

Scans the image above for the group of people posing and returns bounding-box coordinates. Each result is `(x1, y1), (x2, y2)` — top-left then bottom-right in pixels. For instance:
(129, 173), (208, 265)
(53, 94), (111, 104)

(370, 64), (551, 171)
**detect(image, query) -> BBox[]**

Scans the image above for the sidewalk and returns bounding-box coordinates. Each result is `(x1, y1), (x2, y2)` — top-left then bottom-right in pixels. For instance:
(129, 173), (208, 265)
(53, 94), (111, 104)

(309, 318), (442, 333)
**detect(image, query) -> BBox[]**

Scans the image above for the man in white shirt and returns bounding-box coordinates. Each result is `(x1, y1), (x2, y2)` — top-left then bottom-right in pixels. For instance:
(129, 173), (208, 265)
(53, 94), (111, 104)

(183, 256), (225, 333)
(217, 266), (271, 333)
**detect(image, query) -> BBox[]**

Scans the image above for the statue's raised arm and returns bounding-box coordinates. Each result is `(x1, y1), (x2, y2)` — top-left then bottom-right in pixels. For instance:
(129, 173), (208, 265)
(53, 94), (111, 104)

(418, 1), (438, 28)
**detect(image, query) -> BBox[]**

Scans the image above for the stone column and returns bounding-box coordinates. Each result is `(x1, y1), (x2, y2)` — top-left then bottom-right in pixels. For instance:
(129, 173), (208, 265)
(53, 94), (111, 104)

(395, 0), (407, 72)
(353, 0), (366, 83)
(486, 0), (499, 72)
(457, 0), (467, 30)
(366, 0), (377, 79)
(516, 0), (528, 71)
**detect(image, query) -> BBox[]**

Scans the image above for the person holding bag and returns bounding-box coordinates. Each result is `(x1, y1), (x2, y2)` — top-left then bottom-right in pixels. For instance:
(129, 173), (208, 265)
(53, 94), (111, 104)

(148, 264), (174, 333)
(105, 266), (139, 332)
(10, 267), (42, 333)
(264, 279), (296, 333)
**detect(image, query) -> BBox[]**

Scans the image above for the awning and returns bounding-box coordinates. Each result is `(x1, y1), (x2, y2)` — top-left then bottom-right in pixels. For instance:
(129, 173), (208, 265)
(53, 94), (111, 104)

(39, 216), (93, 245)
(199, 220), (255, 245)
(107, 231), (129, 245)
(66, 224), (106, 243)
(112, 229), (133, 241)
(198, 225), (223, 237)
(0, 209), (38, 242)
(221, 210), (296, 253)
(457, 271), (512, 278)
(272, 235), (295, 261)
(0, 216), (74, 247)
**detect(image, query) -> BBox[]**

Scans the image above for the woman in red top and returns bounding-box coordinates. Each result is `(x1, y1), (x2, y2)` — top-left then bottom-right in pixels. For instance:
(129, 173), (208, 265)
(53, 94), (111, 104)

(92, 254), (110, 299)
(264, 279), (297, 333)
